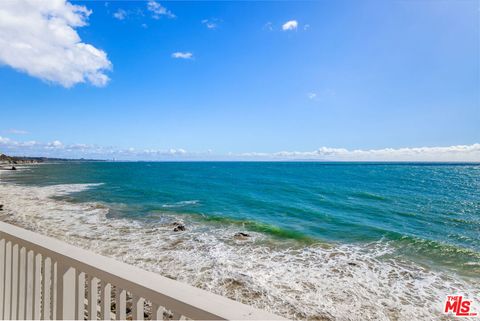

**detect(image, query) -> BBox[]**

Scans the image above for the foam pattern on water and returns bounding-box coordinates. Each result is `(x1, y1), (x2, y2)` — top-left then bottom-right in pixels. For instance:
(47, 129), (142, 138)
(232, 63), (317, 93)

(0, 182), (478, 321)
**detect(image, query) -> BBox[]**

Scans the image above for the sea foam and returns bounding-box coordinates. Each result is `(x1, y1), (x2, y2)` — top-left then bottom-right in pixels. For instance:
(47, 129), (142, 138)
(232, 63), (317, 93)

(0, 181), (478, 321)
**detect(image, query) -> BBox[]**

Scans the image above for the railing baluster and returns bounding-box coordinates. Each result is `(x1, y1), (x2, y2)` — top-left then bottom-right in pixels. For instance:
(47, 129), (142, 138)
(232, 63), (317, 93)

(31, 251), (36, 320)
(115, 287), (126, 320)
(11, 243), (19, 320)
(88, 275), (98, 320)
(17, 246), (27, 320)
(100, 280), (111, 320)
(55, 263), (63, 321)
(132, 295), (144, 321)
(42, 257), (51, 320)
(25, 250), (33, 319)
(41, 256), (46, 320)
(23, 248), (28, 320)
(75, 270), (85, 320)
(4, 241), (12, 320)
(50, 260), (55, 320)
(33, 253), (42, 320)
(52, 261), (57, 320)
(56, 263), (76, 320)
(0, 238), (5, 317)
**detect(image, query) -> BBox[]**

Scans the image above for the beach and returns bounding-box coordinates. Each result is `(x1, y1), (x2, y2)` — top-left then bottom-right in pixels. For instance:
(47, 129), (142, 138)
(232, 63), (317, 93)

(0, 162), (479, 321)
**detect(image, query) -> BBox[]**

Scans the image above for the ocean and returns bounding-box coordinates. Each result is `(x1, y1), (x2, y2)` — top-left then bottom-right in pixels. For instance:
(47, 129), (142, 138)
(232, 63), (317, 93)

(0, 162), (479, 320)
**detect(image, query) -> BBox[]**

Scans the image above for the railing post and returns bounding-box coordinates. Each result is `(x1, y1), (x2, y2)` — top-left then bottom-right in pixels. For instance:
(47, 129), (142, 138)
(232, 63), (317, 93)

(56, 263), (76, 320)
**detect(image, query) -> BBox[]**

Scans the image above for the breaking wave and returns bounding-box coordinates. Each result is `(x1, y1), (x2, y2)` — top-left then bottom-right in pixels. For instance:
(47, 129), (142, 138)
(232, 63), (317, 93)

(0, 181), (478, 321)
(161, 200), (200, 208)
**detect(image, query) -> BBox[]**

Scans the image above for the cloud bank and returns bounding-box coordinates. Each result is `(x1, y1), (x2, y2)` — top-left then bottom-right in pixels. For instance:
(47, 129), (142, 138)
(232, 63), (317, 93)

(0, 0), (112, 87)
(0, 136), (190, 160)
(0, 136), (479, 162)
(239, 145), (480, 162)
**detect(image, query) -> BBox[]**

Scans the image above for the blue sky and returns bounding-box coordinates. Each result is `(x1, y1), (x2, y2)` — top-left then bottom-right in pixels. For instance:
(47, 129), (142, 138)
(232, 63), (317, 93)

(0, 0), (479, 161)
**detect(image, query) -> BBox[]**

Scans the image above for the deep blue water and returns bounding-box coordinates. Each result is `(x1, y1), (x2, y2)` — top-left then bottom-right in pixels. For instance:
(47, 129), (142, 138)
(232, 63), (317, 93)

(4, 162), (480, 276)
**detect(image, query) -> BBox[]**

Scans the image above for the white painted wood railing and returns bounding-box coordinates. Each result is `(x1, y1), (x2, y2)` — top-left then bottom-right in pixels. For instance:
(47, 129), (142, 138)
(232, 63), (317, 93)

(0, 222), (284, 320)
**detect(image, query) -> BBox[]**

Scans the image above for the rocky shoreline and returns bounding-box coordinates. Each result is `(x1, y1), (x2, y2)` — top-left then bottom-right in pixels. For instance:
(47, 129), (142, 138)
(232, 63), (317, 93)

(0, 153), (44, 165)
(0, 153), (104, 170)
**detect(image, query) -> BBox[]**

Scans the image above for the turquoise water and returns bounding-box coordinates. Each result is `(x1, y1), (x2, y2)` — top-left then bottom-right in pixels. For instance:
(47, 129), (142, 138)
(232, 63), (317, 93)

(4, 161), (480, 277)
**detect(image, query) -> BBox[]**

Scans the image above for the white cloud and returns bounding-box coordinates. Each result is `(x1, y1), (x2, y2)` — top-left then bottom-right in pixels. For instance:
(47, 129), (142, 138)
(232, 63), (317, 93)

(201, 19), (220, 30)
(147, 1), (175, 19)
(282, 20), (298, 31)
(168, 148), (186, 155)
(307, 89), (336, 101)
(47, 140), (63, 149)
(113, 9), (127, 20)
(171, 52), (193, 59)
(0, 136), (11, 144)
(0, 0), (112, 88)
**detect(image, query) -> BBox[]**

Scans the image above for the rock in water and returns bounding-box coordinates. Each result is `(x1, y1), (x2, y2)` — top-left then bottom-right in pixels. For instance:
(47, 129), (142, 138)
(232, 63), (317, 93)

(0, 204), (3, 211)
(234, 232), (250, 240)
(173, 225), (185, 232)
(11, 166), (16, 170)
(172, 222), (186, 232)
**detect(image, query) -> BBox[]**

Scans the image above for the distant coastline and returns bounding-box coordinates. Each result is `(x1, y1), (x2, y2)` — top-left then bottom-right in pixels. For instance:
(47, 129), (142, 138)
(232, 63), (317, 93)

(1, 153), (479, 165)
(0, 153), (104, 168)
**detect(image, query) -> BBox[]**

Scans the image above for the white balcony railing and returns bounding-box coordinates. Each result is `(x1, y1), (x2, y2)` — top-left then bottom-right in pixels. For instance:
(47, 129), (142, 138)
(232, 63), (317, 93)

(0, 221), (284, 320)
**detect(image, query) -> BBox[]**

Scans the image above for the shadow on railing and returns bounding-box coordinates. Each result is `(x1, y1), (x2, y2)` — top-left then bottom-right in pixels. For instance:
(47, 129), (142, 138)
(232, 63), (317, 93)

(0, 222), (284, 320)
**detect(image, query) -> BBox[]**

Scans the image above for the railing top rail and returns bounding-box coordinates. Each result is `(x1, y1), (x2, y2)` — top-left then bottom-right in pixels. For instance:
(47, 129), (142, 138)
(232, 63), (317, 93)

(0, 221), (285, 320)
